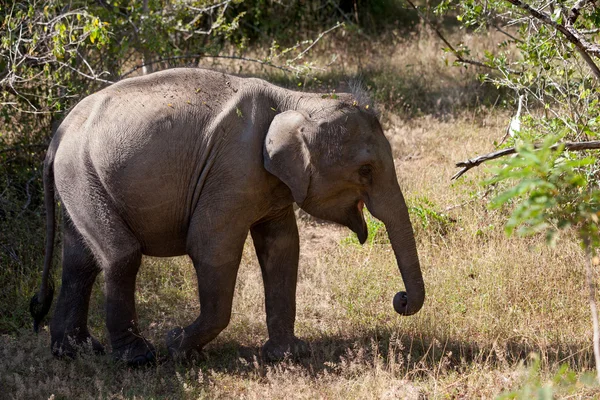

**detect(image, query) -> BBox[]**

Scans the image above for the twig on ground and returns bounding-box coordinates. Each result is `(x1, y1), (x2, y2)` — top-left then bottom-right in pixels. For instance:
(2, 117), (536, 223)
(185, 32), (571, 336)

(452, 140), (600, 180)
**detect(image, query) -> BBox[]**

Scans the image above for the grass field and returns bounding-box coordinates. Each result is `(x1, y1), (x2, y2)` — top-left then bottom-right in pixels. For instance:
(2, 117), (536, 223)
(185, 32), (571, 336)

(2, 32), (600, 399)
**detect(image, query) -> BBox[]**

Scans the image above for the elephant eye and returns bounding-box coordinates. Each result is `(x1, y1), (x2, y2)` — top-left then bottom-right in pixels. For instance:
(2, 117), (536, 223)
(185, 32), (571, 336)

(358, 165), (373, 178)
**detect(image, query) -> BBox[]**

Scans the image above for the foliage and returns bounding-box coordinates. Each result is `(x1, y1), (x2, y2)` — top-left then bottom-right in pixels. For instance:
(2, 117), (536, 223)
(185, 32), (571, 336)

(409, 196), (454, 236)
(487, 135), (600, 247)
(432, 0), (600, 247)
(485, 95), (600, 397)
(1, 0), (253, 117)
(497, 355), (597, 399)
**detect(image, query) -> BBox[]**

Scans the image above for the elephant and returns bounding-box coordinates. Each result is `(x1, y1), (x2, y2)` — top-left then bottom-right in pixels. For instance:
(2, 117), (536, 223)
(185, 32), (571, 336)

(30, 68), (425, 366)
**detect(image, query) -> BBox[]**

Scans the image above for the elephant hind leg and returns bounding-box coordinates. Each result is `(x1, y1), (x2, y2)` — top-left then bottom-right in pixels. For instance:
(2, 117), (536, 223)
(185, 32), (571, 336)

(50, 214), (104, 358)
(103, 248), (157, 366)
(87, 222), (154, 366)
(59, 192), (154, 366)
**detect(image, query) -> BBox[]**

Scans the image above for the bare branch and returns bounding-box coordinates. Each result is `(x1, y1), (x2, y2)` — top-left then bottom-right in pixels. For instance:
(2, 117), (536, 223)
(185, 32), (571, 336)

(405, 0), (522, 74)
(491, 22), (524, 43)
(76, 50), (100, 78)
(177, 1), (231, 38)
(288, 22), (344, 64)
(452, 140), (600, 180)
(187, 0), (231, 14)
(56, 61), (114, 85)
(121, 20), (344, 80)
(119, 54), (292, 80)
(35, 10), (90, 27)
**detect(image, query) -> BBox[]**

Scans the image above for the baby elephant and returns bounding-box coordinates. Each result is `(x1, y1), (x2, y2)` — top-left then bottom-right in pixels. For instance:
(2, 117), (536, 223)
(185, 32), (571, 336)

(30, 68), (424, 366)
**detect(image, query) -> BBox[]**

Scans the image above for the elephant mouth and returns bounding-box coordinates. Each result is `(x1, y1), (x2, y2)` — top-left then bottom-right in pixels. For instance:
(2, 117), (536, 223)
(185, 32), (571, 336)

(348, 199), (368, 244)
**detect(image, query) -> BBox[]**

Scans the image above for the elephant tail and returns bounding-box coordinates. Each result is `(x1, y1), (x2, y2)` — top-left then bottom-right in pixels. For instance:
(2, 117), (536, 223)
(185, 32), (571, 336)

(30, 152), (56, 333)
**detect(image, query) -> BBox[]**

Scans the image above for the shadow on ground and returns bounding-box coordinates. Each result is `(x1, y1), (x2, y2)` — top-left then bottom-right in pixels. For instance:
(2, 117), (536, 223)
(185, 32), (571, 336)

(2, 324), (592, 398)
(196, 329), (592, 376)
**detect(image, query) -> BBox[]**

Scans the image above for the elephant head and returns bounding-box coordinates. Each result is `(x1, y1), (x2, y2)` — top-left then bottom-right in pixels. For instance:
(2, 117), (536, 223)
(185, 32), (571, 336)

(263, 102), (425, 316)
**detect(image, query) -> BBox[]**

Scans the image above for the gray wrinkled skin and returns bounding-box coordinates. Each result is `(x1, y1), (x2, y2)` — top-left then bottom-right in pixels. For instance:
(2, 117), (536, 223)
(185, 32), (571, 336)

(33, 68), (425, 366)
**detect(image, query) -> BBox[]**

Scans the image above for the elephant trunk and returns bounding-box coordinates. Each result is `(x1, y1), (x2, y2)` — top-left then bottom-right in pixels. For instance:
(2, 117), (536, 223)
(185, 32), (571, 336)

(368, 185), (425, 316)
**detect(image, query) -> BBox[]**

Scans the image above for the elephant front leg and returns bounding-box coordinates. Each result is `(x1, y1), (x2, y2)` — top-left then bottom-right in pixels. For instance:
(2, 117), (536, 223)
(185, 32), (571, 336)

(251, 206), (309, 361)
(166, 229), (246, 359)
(50, 219), (104, 358)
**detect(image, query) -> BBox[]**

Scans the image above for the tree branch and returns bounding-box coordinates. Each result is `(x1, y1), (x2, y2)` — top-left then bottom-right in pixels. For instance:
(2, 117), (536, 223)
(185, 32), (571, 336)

(0, 144), (48, 155)
(120, 20), (343, 79)
(452, 140), (600, 180)
(119, 54), (292, 79)
(405, 0), (487, 68)
(569, 0), (597, 25)
(56, 61), (114, 85)
(288, 22), (344, 63)
(491, 22), (524, 43)
(405, 0), (521, 74)
(504, 0), (600, 80)
(583, 238), (600, 385)
(187, 0), (231, 14)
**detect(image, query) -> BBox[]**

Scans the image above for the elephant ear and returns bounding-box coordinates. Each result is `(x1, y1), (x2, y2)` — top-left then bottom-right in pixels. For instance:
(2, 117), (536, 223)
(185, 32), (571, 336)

(264, 110), (312, 205)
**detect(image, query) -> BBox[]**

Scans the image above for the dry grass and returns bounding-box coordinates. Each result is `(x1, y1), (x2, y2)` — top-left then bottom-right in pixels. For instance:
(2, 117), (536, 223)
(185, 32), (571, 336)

(2, 31), (600, 399)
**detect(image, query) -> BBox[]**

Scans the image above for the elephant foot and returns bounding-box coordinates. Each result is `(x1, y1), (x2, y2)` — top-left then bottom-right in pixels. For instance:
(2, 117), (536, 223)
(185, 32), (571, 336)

(165, 327), (204, 361)
(112, 337), (156, 367)
(262, 337), (309, 362)
(51, 333), (105, 359)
